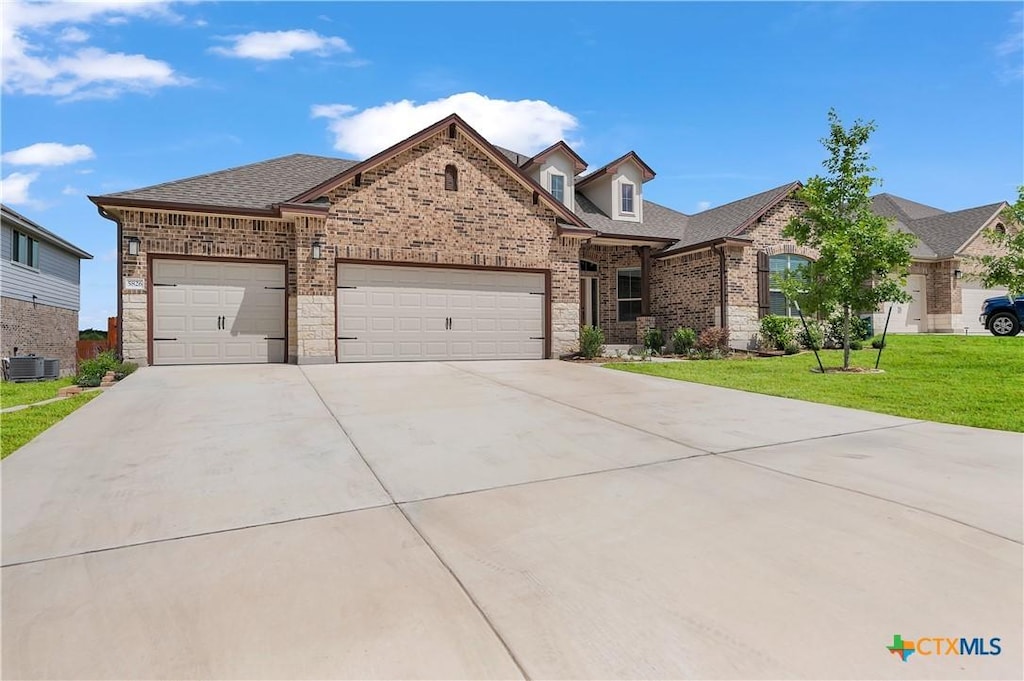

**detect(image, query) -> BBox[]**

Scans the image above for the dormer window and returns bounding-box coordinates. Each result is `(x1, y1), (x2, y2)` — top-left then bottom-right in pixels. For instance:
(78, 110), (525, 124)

(550, 174), (565, 204)
(621, 183), (635, 214)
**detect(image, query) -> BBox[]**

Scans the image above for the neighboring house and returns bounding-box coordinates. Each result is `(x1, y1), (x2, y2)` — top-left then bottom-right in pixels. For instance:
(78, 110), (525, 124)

(869, 194), (1010, 334)
(88, 114), (1010, 367)
(1, 205), (94, 375)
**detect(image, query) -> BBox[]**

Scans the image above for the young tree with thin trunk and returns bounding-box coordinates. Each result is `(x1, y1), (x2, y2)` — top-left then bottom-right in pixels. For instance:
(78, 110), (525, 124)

(974, 186), (1024, 297)
(781, 109), (917, 369)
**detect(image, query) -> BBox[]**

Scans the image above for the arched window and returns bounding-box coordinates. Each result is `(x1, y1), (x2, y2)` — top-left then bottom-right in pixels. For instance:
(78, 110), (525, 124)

(444, 164), (458, 191)
(995, 222), (1007, 235)
(769, 254), (811, 316)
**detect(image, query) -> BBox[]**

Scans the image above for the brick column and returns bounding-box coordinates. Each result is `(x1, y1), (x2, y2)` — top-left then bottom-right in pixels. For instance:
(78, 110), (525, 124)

(636, 316), (658, 345)
(290, 213), (336, 365)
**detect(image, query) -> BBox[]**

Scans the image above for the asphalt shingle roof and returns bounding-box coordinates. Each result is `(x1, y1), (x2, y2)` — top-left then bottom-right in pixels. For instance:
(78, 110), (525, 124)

(677, 182), (799, 248)
(573, 193), (687, 240)
(1, 204), (93, 259)
(871, 193), (1005, 258)
(98, 153), (359, 210)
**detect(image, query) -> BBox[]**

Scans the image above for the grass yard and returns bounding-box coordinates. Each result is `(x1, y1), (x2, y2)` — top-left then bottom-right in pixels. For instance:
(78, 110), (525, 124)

(0, 377), (75, 409)
(1, 391), (100, 459)
(608, 335), (1024, 432)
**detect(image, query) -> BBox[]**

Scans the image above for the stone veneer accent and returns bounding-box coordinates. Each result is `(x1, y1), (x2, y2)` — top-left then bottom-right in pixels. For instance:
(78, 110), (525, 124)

(114, 127), (581, 364)
(0, 296), (78, 376)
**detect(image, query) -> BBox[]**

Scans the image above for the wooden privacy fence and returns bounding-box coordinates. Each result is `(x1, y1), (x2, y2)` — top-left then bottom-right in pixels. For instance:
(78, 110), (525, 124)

(76, 317), (119, 363)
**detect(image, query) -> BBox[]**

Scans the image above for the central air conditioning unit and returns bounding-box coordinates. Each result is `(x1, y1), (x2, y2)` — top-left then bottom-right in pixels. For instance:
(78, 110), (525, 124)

(42, 358), (60, 379)
(8, 356), (44, 382)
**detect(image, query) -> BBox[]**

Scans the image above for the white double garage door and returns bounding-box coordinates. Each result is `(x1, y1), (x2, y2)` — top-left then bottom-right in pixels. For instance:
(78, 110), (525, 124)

(151, 259), (545, 365)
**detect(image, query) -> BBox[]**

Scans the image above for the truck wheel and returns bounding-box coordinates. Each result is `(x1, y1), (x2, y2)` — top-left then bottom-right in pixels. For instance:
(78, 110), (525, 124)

(989, 312), (1020, 336)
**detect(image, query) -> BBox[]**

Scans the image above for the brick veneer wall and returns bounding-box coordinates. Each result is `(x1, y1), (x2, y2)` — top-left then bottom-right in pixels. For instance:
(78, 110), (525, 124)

(1, 296), (78, 376)
(319, 128), (581, 356)
(650, 249), (721, 335)
(580, 244), (640, 344)
(114, 127), (581, 364)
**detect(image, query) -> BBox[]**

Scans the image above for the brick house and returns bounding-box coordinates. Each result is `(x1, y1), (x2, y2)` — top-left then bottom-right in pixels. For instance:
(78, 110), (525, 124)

(88, 114), (1012, 366)
(2, 204), (93, 375)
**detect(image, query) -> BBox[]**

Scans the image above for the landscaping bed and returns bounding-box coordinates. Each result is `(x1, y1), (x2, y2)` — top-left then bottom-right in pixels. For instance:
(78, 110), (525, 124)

(607, 335), (1024, 432)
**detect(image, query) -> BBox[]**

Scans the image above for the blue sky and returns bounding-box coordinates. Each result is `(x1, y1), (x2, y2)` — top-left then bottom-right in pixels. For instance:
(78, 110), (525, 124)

(2, 1), (1022, 329)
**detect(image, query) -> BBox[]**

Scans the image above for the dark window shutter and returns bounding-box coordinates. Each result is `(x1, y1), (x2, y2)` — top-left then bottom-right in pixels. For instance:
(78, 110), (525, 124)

(757, 251), (770, 318)
(444, 165), (458, 191)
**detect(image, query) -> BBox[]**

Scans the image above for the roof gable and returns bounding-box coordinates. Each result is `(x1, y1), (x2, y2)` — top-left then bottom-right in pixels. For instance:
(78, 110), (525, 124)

(289, 114), (591, 231)
(575, 151), (656, 188)
(1, 204), (93, 259)
(520, 141), (587, 174)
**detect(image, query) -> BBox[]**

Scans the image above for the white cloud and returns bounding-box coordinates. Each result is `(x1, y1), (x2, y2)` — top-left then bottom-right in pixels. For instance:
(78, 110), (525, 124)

(696, 201), (711, 212)
(2, 0), (191, 101)
(996, 10), (1023, 80)
(312, 92), (580, 159)
(3, 142), (95, 166)
(1, 172), (40, 205)
(58, 26), (89, 43)
(210, 30), (353, 60)
(62, 185), (82, 196)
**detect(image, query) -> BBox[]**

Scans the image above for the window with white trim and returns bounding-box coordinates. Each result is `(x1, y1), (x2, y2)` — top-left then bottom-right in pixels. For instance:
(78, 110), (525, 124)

(549, 174), (565, 204)
(12, 230), (39, 269)
(769, 254), (811, 316)
(620, 183), (635, 213)
(617, 268), (642, 321)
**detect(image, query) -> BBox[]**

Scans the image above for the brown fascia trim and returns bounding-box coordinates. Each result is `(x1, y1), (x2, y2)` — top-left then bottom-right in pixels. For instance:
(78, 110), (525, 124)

(557, 224), (599, 237)
(591, 232), (678, 244)
(726, 181), (803, 237)
(88, 195), (280, 219)
(654, 236), (753, 260)
(274, 202), (330, 216)
(287, 113), (593, 231)
(520, 141), (588, 173)
(575, 151), (656, 189)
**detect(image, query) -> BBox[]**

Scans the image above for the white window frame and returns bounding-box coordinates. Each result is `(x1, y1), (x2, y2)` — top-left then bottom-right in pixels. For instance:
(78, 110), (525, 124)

(12, 230), (40, 269)
(549, 173), (565, 204)
(617, 267), (642, 322)
(620, 182), (635, 214)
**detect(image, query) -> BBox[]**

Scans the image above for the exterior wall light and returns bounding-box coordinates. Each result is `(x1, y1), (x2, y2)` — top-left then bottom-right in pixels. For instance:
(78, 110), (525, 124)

(954, 269), (963, 279)
(311, 240), (324, 260)
(127, 236), (141, 256)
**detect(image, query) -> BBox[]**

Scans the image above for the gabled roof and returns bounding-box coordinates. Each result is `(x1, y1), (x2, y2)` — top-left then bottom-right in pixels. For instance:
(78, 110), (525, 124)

(1, 204), (93, 259)
(94, 154), (359, 211)
(519, 141), (587, 174)
(575, 151), (656, 188)
(871, 193), (1007, 258)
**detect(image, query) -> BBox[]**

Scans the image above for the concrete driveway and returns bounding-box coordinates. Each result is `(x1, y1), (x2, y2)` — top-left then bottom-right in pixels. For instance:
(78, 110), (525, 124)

(3, 361), (1021, 679)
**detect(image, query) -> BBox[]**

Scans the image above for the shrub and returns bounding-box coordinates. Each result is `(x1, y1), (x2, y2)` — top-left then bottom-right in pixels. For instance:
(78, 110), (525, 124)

(759, 314), (799, 350)
(697, 326), (730, 353)
(824, 313), (870, 348)
(671, 327), (697, 355)
(77, 351), (119, 382)
(871, 338), (886, 349)
(796, 320), (824, 350)
(850, 340), (864, 351)
(76, 374), (102, 388)
(643, 328), (664, 353)
(783, 341), (801, 355)
(579, 325), (605, 359)
(116, 361), (138, 377)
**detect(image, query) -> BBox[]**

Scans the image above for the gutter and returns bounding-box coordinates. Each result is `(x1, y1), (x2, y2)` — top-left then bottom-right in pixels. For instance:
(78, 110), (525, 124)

(94, 205), (123, 359)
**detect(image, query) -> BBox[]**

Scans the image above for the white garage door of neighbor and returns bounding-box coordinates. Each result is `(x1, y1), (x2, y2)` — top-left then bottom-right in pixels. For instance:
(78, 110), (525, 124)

(152, 259), (286, 365)
(962, 283), (1008, 334)
(885, 273), (927, 333)
(337, 264), (545, 362)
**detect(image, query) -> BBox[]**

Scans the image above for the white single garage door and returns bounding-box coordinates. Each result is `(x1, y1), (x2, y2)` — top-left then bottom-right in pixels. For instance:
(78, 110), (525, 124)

(337, 263), (545, 362)
(152, 259), (286, 365)
(885, 273), (927, 333)
(962, 283), (1008, 334)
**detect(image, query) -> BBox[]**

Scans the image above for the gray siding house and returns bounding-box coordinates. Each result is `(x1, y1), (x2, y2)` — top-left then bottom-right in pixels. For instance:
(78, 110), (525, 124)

(1, 204), (93, 376)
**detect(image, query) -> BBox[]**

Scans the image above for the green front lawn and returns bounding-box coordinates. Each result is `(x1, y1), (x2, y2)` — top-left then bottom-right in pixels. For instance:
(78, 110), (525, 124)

(1, 392), (100, 459)
(608, 335), (1024, 432)
(1, 377), (75, 409)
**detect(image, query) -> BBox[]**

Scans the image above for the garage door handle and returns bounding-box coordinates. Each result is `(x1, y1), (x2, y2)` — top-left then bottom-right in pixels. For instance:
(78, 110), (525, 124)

(337, 336), (358, 340)
(530, 337), (546, 340)
(338, 285), (357, 289)
(265, 337), (285, 341)
(264, 286), (286, 290)
(153, 337), (178, 341)
(153, 283), (177, 287)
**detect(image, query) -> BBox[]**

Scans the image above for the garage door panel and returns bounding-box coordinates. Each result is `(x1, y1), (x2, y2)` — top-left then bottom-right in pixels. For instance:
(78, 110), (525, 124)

(152, 259), (285, 365)
(962, 285), (1008, 334)
(337, 263), (544, 362)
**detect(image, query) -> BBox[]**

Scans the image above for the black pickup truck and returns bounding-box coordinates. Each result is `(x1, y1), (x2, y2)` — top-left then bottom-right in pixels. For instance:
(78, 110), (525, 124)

(979, 295), (1024, 336)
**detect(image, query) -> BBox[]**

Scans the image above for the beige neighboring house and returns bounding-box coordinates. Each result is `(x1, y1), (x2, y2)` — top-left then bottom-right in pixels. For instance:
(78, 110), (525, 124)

(87, 114), (1011, 367)
(1, 204), (93, 375)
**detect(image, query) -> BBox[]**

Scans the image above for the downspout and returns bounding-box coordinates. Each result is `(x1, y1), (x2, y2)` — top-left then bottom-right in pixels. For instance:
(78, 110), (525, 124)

(715, 244), (727, 328)
(95, 205), (123, 359)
